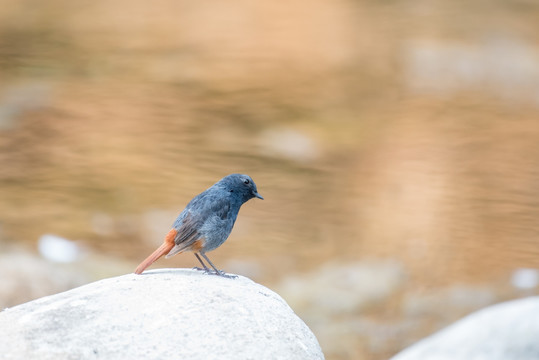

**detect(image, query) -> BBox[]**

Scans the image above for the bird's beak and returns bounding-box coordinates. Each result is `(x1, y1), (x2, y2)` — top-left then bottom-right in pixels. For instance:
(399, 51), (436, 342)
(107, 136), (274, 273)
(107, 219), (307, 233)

(254, 192), (264, 200)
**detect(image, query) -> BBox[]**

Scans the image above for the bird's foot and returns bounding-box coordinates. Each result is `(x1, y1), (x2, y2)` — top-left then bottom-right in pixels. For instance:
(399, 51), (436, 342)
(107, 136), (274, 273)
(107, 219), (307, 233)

(217, 271), (238, 279)
(202, 269), (237, 279)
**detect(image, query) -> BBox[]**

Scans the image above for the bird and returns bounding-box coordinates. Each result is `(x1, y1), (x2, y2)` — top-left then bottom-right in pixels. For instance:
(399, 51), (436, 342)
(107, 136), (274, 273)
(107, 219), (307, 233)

(134, 174), (263, 278)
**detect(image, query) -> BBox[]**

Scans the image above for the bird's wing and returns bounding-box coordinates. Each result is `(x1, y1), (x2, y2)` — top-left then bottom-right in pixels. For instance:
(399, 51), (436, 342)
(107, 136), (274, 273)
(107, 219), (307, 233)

(165, 195), (231, 257)
(209, 195), (231, 220)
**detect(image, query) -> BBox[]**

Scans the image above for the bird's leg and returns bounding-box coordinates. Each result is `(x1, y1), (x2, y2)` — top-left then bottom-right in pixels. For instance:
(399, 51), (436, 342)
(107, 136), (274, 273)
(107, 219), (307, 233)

(193, 253), (210, 272)
(200, 252), (237, 279)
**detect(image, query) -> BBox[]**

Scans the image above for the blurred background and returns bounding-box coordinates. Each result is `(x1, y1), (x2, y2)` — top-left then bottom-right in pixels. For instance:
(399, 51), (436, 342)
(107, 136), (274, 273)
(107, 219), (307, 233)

(1, 0), (539, 359)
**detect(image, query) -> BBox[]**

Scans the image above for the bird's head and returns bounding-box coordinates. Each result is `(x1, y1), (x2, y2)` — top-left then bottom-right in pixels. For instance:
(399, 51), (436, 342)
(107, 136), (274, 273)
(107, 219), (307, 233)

(219, 174), (264, 203)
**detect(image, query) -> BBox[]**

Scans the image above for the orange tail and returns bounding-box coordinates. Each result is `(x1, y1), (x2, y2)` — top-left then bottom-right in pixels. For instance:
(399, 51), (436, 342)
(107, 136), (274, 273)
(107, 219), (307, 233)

(134, 229), (177, 274)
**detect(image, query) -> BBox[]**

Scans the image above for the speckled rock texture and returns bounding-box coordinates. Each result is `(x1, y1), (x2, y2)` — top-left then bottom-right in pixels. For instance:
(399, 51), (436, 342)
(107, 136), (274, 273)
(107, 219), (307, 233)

(0, 269), (324, 360)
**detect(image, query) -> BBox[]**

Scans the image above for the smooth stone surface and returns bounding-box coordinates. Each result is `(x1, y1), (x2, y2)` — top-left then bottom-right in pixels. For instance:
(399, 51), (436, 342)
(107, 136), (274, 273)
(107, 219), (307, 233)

(391, 296), (539, 360)
(0, 269), (324, 360)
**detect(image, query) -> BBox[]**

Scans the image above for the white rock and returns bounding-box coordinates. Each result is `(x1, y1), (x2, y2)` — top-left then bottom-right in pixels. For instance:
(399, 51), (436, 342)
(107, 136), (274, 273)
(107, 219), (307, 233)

(0, 269), (324, 360)
(391, 296), (539, 360)
(511, 268), (539, 290)
(38, 234), (83, 263)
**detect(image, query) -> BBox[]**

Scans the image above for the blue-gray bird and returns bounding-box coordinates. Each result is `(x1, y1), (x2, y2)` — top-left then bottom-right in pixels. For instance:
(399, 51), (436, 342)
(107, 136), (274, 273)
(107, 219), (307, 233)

(134, 174), (263, 277)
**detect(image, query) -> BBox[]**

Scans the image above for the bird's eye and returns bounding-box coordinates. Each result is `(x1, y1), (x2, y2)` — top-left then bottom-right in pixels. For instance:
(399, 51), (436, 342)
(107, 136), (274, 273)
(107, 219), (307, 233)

(244, 179), (250, 184)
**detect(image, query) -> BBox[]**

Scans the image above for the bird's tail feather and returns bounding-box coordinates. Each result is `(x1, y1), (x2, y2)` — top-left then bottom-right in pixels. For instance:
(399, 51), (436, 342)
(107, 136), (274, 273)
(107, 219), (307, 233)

(134, 228), (177, 274)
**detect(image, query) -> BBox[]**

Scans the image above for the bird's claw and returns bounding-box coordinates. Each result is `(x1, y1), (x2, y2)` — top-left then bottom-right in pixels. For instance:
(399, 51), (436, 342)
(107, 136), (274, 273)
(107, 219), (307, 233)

(217, 272), (238, 279)
(199, 269), (237, 279)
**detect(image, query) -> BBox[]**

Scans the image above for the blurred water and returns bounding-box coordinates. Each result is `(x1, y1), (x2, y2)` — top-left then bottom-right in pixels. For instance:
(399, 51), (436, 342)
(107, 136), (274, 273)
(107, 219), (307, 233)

(1, 1), (539, 359)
